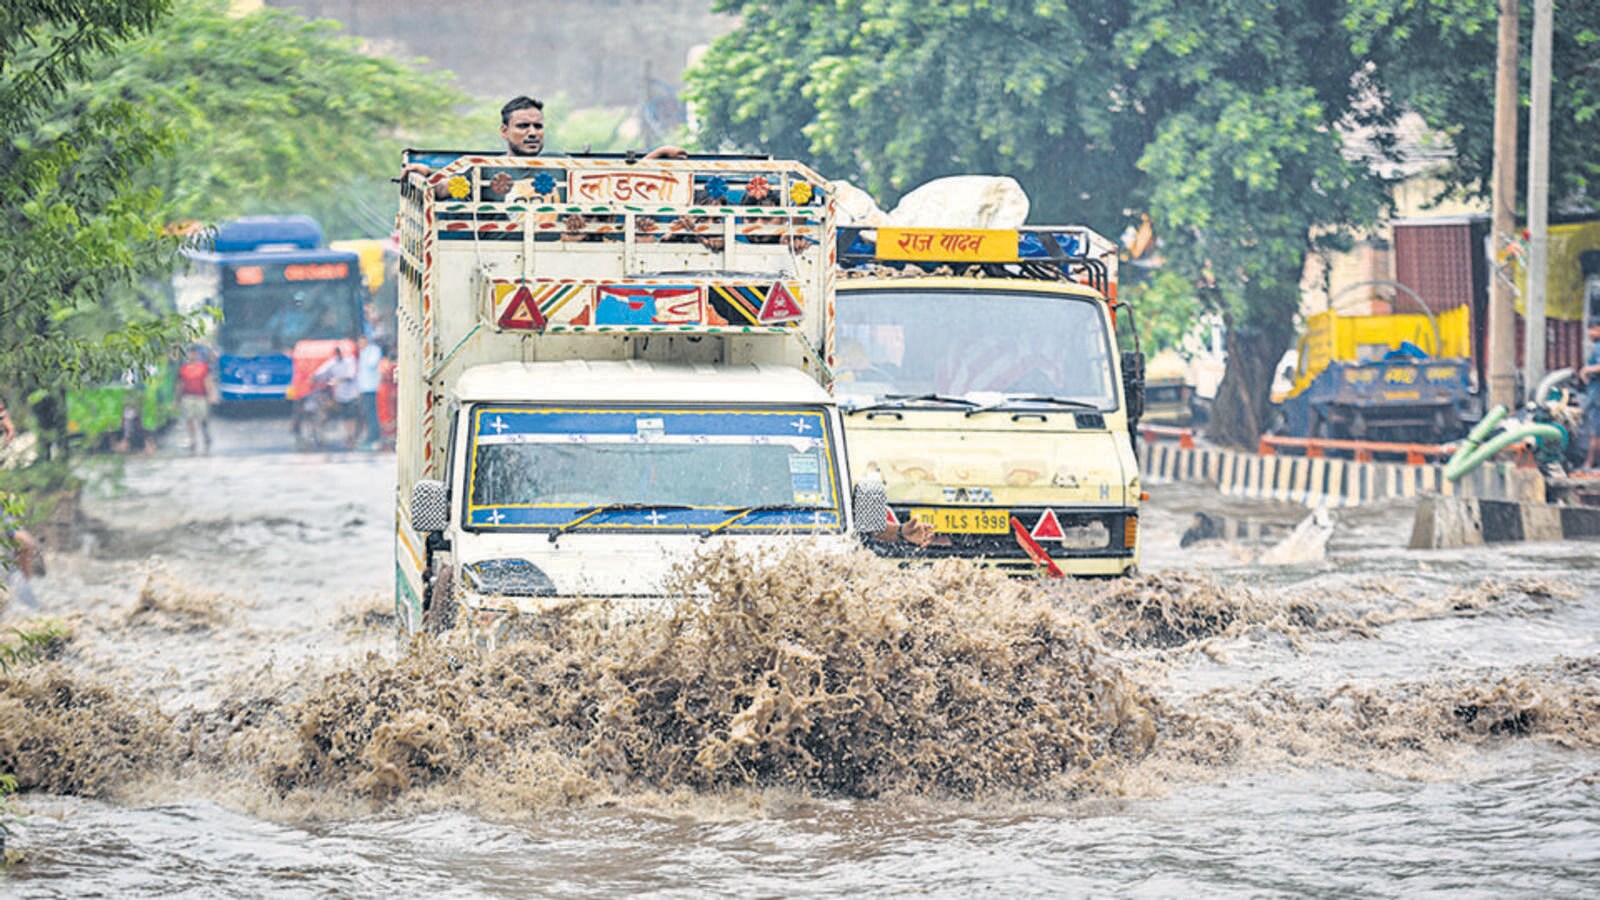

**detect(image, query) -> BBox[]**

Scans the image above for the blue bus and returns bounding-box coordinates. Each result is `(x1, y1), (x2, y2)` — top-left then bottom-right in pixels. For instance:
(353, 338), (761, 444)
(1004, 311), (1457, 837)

(175, 216), (365, 402)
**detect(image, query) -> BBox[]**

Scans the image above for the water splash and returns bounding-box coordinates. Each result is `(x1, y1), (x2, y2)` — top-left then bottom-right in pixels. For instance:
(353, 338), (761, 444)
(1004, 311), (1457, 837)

(0, 548), (1594, 819)
(256, 547), (1160, 803)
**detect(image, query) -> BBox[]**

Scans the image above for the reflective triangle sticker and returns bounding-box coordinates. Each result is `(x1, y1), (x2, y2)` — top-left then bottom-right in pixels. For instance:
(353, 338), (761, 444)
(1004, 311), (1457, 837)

(498, 284), (547, 331)
(1031, 508), (1065, 541)
(756, 281), (804, 323)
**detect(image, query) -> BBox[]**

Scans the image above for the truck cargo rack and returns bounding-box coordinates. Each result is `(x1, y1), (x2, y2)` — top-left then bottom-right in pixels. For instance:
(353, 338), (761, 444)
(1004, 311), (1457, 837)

(835, 225), (1114, 297)
(400, 150), (831, 245)
(397, 152), (842, 391)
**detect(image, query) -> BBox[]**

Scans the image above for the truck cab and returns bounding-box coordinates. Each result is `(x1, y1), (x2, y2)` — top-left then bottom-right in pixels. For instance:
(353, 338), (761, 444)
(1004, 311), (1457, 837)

(395, 153), (885, 636)
(1274, 303), (1477, 442)
(831, 226), (1142, 576)
(1142, 349), (1200, 427)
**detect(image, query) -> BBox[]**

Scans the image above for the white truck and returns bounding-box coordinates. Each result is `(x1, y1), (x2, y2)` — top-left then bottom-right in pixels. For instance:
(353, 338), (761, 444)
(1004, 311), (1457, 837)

(395, 152), (885, 636)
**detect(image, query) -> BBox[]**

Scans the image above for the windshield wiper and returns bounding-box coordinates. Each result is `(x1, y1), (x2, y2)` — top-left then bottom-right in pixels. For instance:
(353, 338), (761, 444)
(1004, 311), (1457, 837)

(548, 503), (694, 543)
(699, 504), (826, 540)
(963, 396), (1100, 417)
(845, 393), (980, 415)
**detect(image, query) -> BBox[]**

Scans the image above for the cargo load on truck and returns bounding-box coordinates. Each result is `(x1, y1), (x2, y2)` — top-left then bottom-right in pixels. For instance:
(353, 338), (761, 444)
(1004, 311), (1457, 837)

(394, 151), (886, 639)
(830, 212), (1144, 577)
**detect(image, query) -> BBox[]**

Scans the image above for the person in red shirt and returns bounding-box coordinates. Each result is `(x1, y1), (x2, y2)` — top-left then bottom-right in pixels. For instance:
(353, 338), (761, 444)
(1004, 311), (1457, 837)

(176, 346), (216, 454)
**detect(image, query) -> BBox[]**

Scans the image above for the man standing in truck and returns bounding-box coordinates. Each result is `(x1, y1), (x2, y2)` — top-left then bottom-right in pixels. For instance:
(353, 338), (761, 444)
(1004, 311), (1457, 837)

(404, 96), (687, 200)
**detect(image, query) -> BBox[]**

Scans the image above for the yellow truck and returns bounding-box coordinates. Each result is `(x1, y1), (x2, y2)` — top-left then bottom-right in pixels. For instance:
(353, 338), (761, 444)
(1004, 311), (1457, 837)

(1275, 303), (1476, 442)
(1142, 349), (1202, 427)
(831, 225), (1142, 576)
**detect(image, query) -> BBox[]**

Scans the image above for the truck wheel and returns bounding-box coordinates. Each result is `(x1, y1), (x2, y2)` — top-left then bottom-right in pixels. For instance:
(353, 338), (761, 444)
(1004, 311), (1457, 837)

(423, 563), (455, 635)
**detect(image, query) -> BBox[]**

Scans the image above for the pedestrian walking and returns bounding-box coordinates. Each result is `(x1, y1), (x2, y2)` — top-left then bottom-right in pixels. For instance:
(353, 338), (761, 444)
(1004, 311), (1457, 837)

(356, 334), (383, 450)
(176, 346), (216, 454)
(0, 499), (42, 612)
(1579, 321), (1600, 470)
(311, 344), (361, 449)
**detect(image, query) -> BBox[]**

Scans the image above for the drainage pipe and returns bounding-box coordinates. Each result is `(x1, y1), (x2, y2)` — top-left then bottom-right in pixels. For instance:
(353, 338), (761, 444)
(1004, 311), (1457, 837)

(1444, 422), (1567, 482)
(1445, 404), (1509, 476)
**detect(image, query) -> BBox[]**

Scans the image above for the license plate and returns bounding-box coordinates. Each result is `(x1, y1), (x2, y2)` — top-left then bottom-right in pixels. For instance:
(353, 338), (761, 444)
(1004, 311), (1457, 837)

(910, 507), (1011, 534)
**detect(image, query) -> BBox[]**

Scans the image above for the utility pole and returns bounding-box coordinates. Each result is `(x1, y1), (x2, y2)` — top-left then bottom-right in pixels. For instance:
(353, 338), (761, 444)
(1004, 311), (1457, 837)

(1487, 0), (1519, 409)
(1524, 0), (1553, 394)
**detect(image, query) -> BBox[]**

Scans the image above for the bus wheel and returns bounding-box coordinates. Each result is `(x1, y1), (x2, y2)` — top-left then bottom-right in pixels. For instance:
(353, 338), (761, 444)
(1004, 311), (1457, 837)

(423, 563), (455, 636)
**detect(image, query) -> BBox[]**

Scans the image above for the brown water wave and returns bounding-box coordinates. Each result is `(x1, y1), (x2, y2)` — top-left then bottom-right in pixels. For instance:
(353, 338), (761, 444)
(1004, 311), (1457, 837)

(1064, 571), (1576, 651)
(0, 662), (178, 797)
(257, 548), (1159, 803)
(1165, 656), (1600, 779)
(0, 550), (1593, 818)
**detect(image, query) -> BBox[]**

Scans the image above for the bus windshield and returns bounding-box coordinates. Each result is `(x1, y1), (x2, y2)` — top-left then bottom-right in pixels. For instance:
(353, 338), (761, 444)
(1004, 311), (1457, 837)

(834, 287), (1117, 409)
(465, 405), (843, 533)
(219, 275), (363, 356)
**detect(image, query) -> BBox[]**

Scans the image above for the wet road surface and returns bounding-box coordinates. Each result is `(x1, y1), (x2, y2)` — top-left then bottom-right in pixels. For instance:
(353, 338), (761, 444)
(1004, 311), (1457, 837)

(2, 417), (1596, 896)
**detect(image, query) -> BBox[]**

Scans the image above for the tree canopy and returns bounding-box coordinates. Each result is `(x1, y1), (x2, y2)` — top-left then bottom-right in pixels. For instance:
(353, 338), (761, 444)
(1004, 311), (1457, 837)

(688, 0), (1599, 445)
(78, 0), (479, 239)
(2, 0), (479, 474)
(688, 0), (1143, 231)
(0, 0), (194, 400)
(1353, 0), (1600, 207)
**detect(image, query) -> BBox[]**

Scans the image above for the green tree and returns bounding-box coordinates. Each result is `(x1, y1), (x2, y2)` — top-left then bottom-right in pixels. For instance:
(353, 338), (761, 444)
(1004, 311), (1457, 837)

(0, 1), (169, 134)
(1350, 0), (1599, 205)
(1119, 2), (1393, 445)
(688, 1), (1458, 446)
(4, 0), (484, 468)
(687, 0), (1146, 231)
(75, 0), (477, 240)
(0, 0), (202, 463)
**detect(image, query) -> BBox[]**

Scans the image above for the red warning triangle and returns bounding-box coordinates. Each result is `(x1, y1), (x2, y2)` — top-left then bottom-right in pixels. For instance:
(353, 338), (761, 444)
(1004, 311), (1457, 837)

(1011, 516), (1065, 577)
(498, 284), (546, 331)
(756, 281), (804, 323)
(884, 506), (900, 526)
(1030, 508), (1065, 541)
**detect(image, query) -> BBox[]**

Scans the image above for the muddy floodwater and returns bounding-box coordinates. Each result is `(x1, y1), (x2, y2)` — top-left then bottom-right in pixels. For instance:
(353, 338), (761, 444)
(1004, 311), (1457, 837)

(2, 416), (1597, 896)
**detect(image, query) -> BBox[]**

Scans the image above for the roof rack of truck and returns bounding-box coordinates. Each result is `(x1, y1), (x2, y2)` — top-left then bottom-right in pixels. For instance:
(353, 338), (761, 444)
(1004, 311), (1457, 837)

(835, 225), (1117, 298)
(396, 153), (842, 384)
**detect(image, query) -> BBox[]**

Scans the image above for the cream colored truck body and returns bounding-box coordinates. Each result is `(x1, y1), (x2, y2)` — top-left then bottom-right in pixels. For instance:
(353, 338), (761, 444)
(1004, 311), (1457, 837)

(395, 154), (878, 633)
(832, 226), (1141, 576)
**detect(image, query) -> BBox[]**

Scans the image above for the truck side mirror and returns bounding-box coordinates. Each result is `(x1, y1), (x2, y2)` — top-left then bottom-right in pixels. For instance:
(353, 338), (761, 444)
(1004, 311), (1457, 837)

(1121, 350), (1145, 424)
(851, 479), (889, 536)
(410, 479), (449, 532)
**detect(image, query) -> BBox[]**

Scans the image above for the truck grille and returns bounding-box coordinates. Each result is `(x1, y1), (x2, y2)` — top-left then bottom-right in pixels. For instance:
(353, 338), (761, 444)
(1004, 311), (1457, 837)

(873, 507), (1135, 560)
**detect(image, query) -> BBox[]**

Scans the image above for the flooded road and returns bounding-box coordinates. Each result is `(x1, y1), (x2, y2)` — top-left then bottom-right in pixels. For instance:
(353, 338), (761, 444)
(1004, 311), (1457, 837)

(3, 418), (1597, 896)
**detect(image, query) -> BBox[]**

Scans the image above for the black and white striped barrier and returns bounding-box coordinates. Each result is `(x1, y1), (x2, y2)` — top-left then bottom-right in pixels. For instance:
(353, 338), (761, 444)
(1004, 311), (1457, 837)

(1141, 443), (1545, 508)
(1409, 495), (1600, 548)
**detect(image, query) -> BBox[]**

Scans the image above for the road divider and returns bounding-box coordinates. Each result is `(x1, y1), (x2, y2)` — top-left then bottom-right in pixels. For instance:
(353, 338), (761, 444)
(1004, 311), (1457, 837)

(1140, 441), (1544, 508)
(1409, 495), (1600, 548)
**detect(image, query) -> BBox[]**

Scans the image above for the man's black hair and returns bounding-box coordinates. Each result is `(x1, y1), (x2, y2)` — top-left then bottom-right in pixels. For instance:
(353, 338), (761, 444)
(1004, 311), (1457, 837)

(501, 95), (545, 125)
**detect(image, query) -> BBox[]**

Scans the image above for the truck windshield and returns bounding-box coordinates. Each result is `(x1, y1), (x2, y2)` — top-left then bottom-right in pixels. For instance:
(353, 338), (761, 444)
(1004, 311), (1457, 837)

(834, 287), (1117, 409)
(464, 405), (843, 533)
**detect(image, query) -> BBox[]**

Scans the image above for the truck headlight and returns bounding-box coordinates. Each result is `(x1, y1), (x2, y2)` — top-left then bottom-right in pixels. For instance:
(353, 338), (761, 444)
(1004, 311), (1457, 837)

(462, 559), (557, 597)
